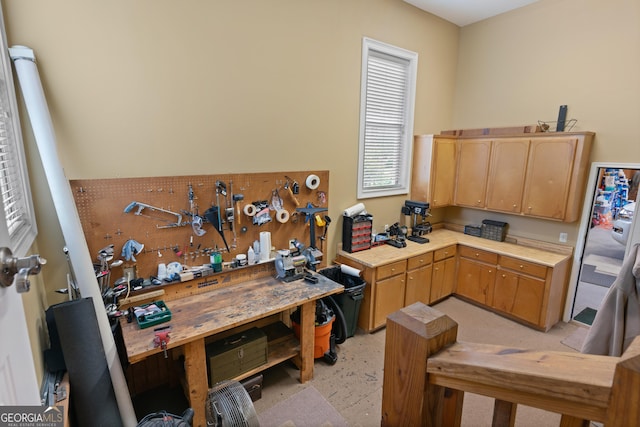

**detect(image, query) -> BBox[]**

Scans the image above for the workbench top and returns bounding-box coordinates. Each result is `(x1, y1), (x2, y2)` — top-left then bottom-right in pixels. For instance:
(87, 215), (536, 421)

(337, 229), (572, 269)
(120, 272), (343, 363)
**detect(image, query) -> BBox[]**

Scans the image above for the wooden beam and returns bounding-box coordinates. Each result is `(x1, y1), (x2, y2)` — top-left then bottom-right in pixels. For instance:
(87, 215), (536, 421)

(381, 302), (459, 426)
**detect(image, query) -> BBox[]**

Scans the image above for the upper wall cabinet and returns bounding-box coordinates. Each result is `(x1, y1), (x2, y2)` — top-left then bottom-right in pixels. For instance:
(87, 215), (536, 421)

(411, 135), (457, 208)
(455, 139), (492, 208)
(485, 138), (530, 213)
(411, 132), (594, 222)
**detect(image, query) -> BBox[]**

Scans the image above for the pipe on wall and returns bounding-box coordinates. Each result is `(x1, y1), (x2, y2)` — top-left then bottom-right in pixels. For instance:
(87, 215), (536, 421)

(9, 45), (137, 426)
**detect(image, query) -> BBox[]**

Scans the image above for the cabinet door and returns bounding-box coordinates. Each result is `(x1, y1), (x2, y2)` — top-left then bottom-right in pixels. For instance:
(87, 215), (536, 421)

(405, 264), (433, 306)
(411, 135), (457, 208)
(522, 136), (577, 220)
(457, 258), (496, 305)
(430, 257), (456, 303)
(455, 139), (491, 208)
(493, 270), (545, 325)
(486, 138), (529, 213)
(373, 274), (406, 329)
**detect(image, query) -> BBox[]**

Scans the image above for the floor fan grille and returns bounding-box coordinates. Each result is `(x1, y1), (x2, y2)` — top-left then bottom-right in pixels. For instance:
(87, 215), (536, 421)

(205, 380), (259, 427)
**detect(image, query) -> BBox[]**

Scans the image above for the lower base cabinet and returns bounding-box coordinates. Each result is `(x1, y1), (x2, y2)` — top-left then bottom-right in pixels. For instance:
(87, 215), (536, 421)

(457, 259), (496, 306)
(337, 237), (570, 332)
(373, 274), (406, 329)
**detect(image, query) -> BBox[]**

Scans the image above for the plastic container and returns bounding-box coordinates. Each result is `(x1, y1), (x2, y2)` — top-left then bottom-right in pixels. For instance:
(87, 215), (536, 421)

(292, 316), (335, 359)
(319, 266), (366, 338)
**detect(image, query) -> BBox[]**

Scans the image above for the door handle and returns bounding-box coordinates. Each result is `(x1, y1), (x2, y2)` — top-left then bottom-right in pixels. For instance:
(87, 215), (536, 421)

(0, 247), (47, 293)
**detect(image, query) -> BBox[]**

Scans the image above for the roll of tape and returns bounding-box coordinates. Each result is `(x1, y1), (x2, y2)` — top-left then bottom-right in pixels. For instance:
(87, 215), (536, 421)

(276, 209), (290, 223)
(243, 204), (257, 217)
(306, 174), (320, 190)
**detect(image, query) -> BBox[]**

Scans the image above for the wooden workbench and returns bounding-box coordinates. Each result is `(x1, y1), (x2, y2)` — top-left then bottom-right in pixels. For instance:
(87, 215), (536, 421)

(119, 272), (343, 427)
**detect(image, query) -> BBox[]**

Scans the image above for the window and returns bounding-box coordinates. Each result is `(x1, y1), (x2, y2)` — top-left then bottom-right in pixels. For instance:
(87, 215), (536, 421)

(357, 38), (418, 199)
(0, 10), (37, 257)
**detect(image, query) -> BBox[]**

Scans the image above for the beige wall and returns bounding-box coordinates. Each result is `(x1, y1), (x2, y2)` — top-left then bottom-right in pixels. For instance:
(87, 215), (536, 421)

(4, 0), (458, 375)
(8, 0), (638, 380)
(448, 0), (640, 243)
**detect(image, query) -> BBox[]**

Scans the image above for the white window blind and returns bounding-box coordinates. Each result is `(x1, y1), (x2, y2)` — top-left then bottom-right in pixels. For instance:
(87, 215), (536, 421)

(358, 38), (417, 199)
(0, 15), (37, 256)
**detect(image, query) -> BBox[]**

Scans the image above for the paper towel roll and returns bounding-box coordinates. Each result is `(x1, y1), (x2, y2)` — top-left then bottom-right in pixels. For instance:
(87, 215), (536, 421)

(259, 231), (271, 261)
(340, 264), (362, 277)
(343, 202), (366, 217)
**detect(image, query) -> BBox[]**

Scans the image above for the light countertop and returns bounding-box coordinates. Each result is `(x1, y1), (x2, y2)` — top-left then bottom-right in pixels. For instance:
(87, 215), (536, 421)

(336, 229), (572, 268)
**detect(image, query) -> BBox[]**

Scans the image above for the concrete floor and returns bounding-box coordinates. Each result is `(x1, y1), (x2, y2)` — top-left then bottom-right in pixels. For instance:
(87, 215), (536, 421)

(253, 297), (584, 427)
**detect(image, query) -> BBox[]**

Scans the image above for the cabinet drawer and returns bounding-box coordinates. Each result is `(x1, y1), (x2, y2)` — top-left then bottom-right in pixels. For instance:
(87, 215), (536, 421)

(434, 245), (456, 262)
(407, 252), (433, 270)
(458, 246), (497, 264)
(498, 255), (547, 279)
(376, 260), (407, 280)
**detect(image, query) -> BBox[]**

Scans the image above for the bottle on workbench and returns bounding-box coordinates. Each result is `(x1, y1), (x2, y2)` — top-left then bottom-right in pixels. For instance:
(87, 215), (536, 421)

(248, 246), (256, 265)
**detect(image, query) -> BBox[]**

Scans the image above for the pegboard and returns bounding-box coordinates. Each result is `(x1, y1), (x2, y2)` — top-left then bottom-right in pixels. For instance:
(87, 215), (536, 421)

(70, 171), (329, 280)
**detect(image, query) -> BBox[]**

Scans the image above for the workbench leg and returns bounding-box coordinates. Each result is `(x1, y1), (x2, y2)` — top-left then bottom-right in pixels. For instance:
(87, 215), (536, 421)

(184, 338), (208, 427)
(299, 300), (315, 383)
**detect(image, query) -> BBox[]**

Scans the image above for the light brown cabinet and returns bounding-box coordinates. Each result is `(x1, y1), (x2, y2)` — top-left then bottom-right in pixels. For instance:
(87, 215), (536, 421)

(455, 139), (492, 208)
(372, 260), (406, 329)
(411, 135), (457, 208)
(405, 253), (433, 306)
(429, 245), (456, 303)
(414, 132), (593, 222)
(336, 230), (571, 333)
(485, 138), (530, 213)
(521, 136), (578, 220)
(456, 246), (497, 305)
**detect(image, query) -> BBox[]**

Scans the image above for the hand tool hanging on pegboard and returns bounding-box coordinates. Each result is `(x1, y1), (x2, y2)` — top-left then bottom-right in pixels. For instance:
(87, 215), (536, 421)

(204, 181), (230, 252)
(228, 180), (238, 249)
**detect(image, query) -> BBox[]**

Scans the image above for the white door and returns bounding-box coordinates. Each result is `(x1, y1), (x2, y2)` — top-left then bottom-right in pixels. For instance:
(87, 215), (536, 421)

(0, 3), (40, 403)
(0, 275), (40, 405)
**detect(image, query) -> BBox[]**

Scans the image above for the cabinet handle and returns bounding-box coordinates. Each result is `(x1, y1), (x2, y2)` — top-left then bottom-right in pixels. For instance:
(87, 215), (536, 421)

(444, 252), (448, 256)
(488, 270), (492, 273)
(419, 259), (424, 263)
(391, 268), (395, 272)
(519, 265), (524, 269)
(435, 267), (439, 271)
(475, 253), (479, 257)
(513, 204), (517, 208)
(409, 276), (413, 280)
(502, 274), (506, 278)
(477, 200), (481, 204)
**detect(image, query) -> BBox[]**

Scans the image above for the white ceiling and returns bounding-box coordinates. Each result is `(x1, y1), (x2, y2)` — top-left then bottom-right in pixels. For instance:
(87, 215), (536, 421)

(403, 0), (540, 27)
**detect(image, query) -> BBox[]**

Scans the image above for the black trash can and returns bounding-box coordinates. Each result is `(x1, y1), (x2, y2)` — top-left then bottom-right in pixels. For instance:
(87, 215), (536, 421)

(319, 266), (366, 338)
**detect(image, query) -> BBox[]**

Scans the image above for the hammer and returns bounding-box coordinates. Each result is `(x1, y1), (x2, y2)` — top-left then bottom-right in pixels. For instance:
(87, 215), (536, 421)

(233, 193), (244, 225)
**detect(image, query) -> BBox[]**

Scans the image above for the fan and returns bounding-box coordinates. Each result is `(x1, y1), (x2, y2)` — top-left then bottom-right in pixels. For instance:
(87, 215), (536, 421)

(205, 380), (260, 427)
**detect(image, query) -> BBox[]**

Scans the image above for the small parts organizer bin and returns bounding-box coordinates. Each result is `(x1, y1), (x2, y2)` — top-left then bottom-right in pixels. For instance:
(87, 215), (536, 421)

(134, 300), (172, 329)
(342, 214), (373, 253)
(464, 220), (508, 242)
(481, 219), (508, 242)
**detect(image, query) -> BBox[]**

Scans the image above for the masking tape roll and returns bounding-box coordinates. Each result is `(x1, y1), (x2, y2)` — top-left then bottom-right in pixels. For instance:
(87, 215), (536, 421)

(243, 204), (257, 217)
(276, 209), (290, 223)
(306, 174), (320, 190)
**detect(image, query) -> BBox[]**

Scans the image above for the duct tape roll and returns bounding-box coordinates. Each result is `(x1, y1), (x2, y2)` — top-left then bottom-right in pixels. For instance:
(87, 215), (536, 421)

(305, 174), (320, 190)
(343, 202), (366, 217)
(243, 204), (257, 217)
(276, 209), (290, 223)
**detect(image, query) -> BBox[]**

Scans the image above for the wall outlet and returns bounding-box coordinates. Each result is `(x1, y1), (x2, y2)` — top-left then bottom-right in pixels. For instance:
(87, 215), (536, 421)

(559, 232), (568, 243)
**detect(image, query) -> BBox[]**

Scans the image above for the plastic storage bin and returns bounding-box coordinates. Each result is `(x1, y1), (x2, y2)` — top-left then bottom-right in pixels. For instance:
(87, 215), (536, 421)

(319, 266), (366, 338)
